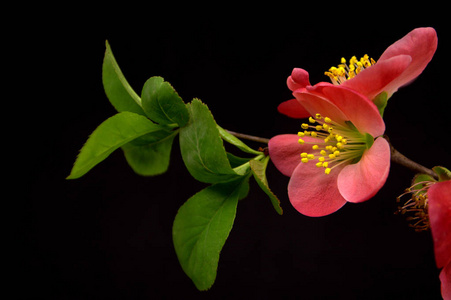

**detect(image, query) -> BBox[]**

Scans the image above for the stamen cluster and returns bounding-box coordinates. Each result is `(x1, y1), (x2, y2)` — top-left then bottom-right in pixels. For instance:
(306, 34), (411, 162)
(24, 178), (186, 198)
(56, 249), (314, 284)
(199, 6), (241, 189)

(396, 181), (434, 232)
(297, 114), (368, 175)
(325, 55), (376, 84)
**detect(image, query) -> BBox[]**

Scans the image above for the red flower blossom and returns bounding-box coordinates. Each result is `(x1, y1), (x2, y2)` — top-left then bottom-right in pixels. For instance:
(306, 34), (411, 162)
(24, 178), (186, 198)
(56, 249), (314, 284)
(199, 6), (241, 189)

(269, 84), (390, 216)
(429, 180), (451, 299)
(278, 27), (437, 119)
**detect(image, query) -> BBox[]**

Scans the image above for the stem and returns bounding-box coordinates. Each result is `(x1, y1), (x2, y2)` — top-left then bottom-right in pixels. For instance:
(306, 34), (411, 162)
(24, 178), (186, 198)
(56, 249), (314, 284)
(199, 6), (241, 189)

(389, 142), (438, 180)
(226, 130), (270, 144)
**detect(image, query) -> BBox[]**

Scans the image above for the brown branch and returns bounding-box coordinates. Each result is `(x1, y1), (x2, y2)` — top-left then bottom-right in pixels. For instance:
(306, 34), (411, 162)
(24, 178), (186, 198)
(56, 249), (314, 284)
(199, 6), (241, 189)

(225, 130), (270, 144)
(389, 140), (438, 180)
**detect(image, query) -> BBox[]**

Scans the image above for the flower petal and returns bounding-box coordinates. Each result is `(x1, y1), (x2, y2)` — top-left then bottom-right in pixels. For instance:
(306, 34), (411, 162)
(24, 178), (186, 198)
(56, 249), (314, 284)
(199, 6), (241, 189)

(268, 134), (318, 177)
(319, 85), (386, 137)
(428, 180), (451, 269)
(337, 137), (390, 203)
(277, 99), (311, 119)
(293, 89), (348, 127)
(287, 68), (311, 92)
(288, 160), (346, 217)
(378, 27), (438, 94)
(439, 262), (451, 300)
(342, 55), (412, 100)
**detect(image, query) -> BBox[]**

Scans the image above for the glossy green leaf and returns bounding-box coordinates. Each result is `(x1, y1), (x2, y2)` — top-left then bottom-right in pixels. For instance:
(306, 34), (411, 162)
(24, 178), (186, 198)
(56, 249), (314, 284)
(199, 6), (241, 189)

(413, 173), (435, 185)
(172, 177), (247, 290)
(121, 129), (178, 176)
(102, 41), (145, 115)
(67, 112), (163, 179)
(179, 99), (240, 183)
(141, 76), (189, 126)
(433, 166), (451, 182)
(250, 156), (283, 215)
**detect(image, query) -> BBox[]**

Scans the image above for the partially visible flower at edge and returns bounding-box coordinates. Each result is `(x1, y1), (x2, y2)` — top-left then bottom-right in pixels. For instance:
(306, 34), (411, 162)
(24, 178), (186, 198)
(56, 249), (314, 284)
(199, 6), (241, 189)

(268, 84), (390, 217)
(397, 168), (451, 300)
(278, 27), (438, 119)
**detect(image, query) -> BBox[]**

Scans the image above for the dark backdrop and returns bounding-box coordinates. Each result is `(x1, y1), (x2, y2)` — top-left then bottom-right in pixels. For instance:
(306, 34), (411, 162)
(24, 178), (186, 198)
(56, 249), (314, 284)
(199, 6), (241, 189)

(25, 8), (449, 299)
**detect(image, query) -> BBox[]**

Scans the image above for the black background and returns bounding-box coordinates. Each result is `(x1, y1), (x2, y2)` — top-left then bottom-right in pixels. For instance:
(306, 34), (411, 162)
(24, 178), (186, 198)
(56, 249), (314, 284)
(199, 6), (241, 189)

(24, 8), (450, 299)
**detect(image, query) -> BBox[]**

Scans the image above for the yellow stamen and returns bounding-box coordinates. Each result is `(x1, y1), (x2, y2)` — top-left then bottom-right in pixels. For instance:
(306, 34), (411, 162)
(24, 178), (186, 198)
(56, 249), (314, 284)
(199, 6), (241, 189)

(325, 54), (376, 84)
(294, 113), (374, 176)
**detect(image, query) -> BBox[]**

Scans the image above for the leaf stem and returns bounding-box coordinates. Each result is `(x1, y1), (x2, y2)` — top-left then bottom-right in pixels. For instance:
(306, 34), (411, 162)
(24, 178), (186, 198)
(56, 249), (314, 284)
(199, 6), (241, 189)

(225, 130), (270, 144)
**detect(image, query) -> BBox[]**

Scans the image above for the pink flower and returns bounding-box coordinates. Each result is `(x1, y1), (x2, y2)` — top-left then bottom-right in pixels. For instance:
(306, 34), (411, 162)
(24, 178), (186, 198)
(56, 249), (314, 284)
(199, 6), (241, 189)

(269, 84), (390, 216)
(429, 180), (451, 300)
(397, 173), (451, 299)
(278, 27), (437, 118)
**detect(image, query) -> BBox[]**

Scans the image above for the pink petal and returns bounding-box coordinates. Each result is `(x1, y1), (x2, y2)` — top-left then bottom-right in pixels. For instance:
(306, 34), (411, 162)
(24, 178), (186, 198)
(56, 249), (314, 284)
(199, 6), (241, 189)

(337, 137), (390, 203)
(378, 27), (438, 94)
(268, 134), (318, 177)
(342, 55), (412, 100)
(287, 68), (311, 91)
(440, 262), (451, 300)
(428, 180), (451, 269)
(288, 160), (346, 217)
(318, 85), (386, 137)
(277, 99), (311, 119)
(293, 90), (348, 127)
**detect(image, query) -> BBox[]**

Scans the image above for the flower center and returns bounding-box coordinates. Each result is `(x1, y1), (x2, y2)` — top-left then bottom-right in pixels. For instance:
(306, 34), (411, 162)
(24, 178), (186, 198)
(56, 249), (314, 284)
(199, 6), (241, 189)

(396, 181), (434, 232)
(297, 114), (374, 175)
(324, 55), (376, 85)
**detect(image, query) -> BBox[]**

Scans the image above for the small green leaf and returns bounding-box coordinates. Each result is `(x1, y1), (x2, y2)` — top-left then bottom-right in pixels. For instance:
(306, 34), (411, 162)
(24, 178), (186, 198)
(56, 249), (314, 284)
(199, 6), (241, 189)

(179, 99), (240, 183)
(102, 41), (145, 115)
(250, 156), (283, 215)
(121, 129), (178, 176)
(373, 92), (388, 117)
(413, 173), (436, 185)
(172, 178), (247, 291)
(141, 76), (189, 127)
(217, 125), (261, 155)
(433, 166), (451, 182)
(67, 112), (163, 179)
(226, 153), (252, 168)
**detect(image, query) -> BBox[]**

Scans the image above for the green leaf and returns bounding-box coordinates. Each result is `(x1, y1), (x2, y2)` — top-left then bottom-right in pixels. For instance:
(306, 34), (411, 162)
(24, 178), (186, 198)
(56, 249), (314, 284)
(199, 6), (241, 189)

(217, 125), (261, 155)
(103, 41), (145, 115)
(226, 153), (252, 168)
(67, 112), (163, 179)
(432, 166), (451, 182)
(179, 99), (240, 183)
(121, 129), (178, 176)
(141, 76), (189, 127)
(172, 177), (247, 290)
(250, 156), (283, 215)
(413, 173), (436, 185)
(373, 92), (388, 118)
